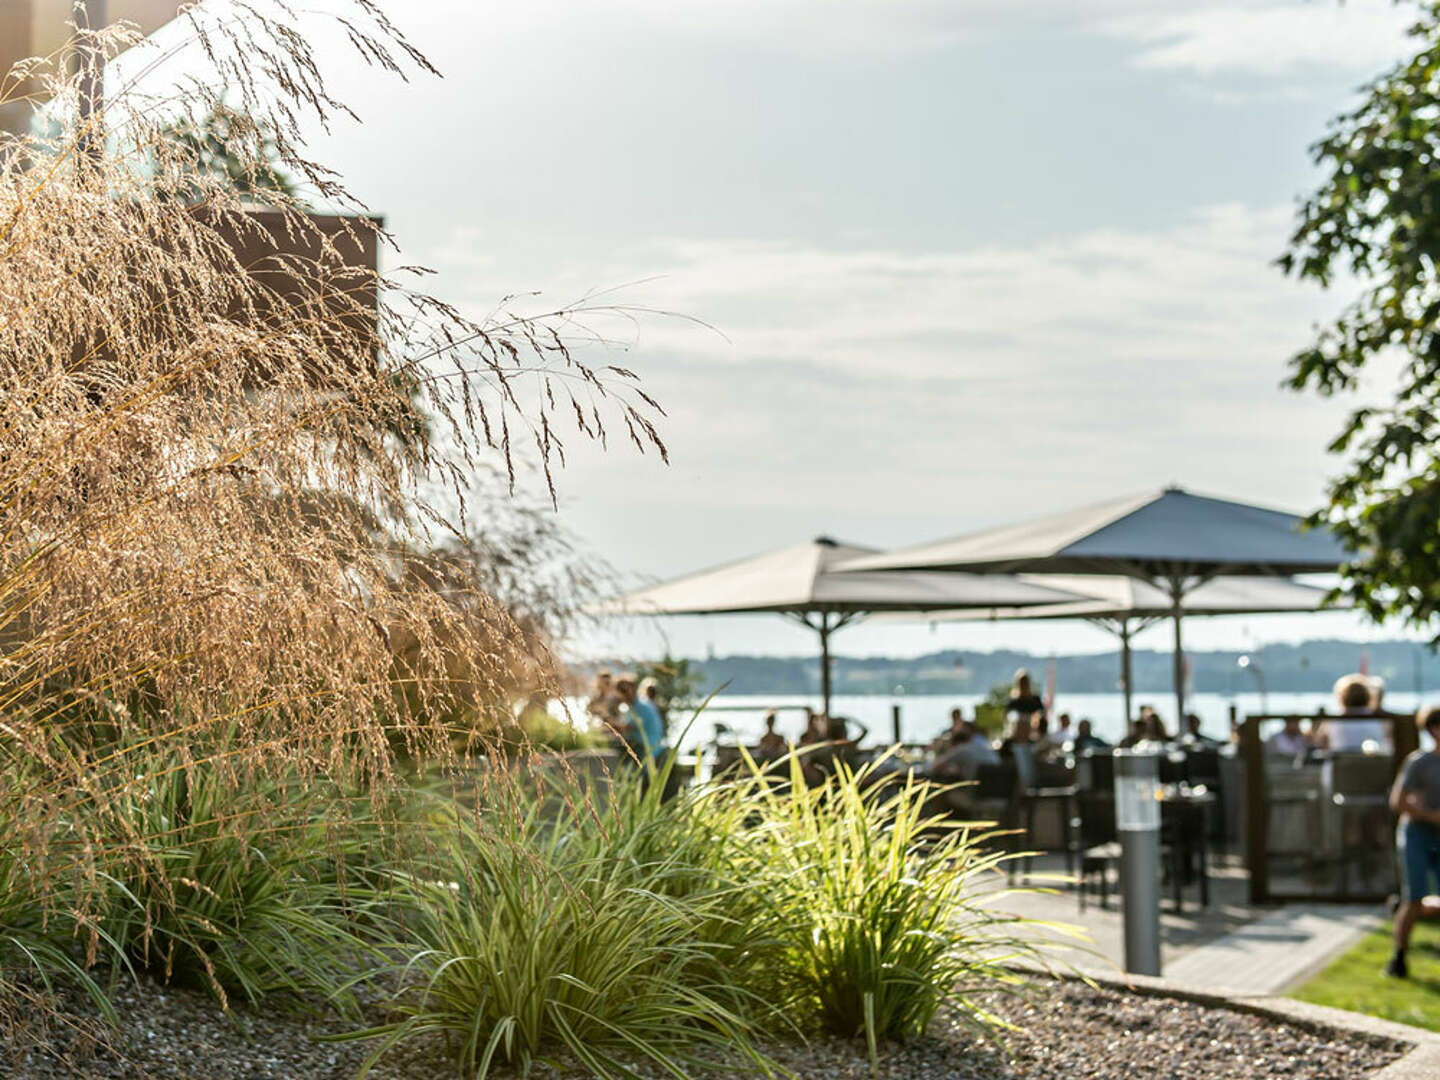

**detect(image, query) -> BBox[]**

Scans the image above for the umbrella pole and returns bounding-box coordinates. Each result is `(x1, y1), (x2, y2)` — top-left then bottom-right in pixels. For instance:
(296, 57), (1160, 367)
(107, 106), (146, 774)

(1120, 619), (1134, 725)
(819, 614), (833, 718)
(1169, 575), (1185, 727)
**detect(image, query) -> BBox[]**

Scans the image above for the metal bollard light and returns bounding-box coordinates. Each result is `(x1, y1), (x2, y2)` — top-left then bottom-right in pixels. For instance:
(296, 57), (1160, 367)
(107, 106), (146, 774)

(1114, 748), (1162, 976)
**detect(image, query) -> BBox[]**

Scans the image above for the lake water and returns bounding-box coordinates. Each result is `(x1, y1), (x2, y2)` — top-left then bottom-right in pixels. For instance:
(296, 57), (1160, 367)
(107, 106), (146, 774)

(571, 691), (1431, 752)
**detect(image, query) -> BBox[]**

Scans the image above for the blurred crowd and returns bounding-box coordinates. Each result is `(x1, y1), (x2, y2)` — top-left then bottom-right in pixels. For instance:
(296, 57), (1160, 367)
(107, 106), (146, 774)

(584, 668), (668, 764)
(1265, 673), (1392, 758)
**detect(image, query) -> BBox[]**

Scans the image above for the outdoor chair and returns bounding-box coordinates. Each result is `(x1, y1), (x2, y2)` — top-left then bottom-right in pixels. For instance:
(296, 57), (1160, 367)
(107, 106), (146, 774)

(972, 762), (1023, 883)
(1160, 796), (1210, 912)
(1159, 750), (1187, 785)
(1184, 747), (1226, 846)
(1075, 750), (1119, 910)
(1157, 747), (1213, 910)
(1021, 758), (1079, 879)
(711, 743), (744, 779)
(1185, 748), (1221, 785)
(1076, 787), (1119, 911)
(1076, 748), (1114, 794)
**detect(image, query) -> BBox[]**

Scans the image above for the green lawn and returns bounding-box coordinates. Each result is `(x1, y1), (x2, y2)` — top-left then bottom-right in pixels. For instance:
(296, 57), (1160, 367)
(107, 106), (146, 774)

(1292, 917), (1440, 1032)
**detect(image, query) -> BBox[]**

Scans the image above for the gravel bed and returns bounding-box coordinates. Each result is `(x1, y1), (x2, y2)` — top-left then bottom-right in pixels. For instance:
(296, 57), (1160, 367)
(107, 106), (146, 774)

(0, 977), (1410, 1078)
(0, 979), (443, 1079)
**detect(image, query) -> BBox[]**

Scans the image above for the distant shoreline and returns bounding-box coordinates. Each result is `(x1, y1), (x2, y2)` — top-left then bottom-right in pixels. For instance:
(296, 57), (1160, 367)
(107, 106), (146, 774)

(586, 636), (1439, 697)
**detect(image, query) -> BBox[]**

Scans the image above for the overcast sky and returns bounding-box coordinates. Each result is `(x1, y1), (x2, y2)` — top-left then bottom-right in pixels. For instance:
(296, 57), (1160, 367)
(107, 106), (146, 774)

(140, 0), (1433, 660)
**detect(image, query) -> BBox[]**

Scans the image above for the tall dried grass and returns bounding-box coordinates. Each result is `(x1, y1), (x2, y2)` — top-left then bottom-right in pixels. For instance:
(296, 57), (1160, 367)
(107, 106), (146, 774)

(0, 2), (660, 1012)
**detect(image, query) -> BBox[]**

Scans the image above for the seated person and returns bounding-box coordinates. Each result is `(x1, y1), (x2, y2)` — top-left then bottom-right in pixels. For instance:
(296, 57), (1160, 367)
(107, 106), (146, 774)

(1117, 719), (1147, 749)
(799, 715), (862, 786)
(798, 709), (828, 746)
(930, 707), (968, 754)
(1182, 713), (1221, 747)
(930, 717), (999, 782)
(1315, 674), (1390, 752)
(1069, 718), (1109, 753)
(1267, 715), (1309, 757)
(756, 710), (786, 757)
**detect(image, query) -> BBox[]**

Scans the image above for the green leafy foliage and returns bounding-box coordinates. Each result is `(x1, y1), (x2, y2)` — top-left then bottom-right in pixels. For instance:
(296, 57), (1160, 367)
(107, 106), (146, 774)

(510, 696), (601, 752)
(971, 683), (1013, 737)
(154, 102), (298, 202)
(1280, 2), (1440, 630)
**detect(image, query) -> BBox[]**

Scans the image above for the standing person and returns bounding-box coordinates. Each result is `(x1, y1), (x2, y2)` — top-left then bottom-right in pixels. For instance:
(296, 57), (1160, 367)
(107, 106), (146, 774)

(1007, 669), (1046, 726)
(614, 674), (666, 765)
(1385, 707), (1440, 978)
(639, 676), (666, 738)
(999, 713), (1037, 790)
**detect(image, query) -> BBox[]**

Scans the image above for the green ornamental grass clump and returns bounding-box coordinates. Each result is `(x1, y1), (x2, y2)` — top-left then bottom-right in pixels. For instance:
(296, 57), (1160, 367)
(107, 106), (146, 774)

(722, 753), (1045, 1061)
(349, 761), (778, 1078)
(347, 750), (1061, 1078)
(84, 745), (380, 1011)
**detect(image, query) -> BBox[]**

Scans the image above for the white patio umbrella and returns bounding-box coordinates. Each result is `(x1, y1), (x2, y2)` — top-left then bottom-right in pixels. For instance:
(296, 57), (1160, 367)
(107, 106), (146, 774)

(907, 575), (1344, 726)
(598, 536), (1084, 719)
(842, 488), (1351, 723)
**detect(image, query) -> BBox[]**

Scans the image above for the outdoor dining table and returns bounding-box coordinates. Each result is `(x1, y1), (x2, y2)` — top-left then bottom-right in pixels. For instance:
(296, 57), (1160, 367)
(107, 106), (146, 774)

(1160, 785), (1215, 913)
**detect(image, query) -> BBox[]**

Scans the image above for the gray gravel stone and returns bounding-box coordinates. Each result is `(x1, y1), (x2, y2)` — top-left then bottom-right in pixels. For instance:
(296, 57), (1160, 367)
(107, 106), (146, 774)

(0, 977), (1409, 1078)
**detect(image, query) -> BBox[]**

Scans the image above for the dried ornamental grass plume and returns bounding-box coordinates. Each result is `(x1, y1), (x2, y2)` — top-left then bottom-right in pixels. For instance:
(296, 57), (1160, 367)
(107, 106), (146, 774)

(0, 0), (665, 993)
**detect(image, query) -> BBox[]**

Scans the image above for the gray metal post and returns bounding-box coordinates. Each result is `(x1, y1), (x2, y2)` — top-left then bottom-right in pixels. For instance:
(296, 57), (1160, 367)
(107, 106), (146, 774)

(891, 703), (902, 746)
(818, 615), (832, 719)
(1169, 576), (1186, 729)
(1119, 619), (1134, 725)
(1114, 749), (1162, 976)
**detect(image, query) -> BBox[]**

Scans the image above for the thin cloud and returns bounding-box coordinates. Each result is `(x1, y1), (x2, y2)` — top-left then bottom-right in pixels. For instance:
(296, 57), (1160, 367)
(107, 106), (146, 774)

(1105, 0), (1415, 78)
(437, 204), (1340, 386)
(432, 203), (1388, 538)
(391, 0), (1411, 67)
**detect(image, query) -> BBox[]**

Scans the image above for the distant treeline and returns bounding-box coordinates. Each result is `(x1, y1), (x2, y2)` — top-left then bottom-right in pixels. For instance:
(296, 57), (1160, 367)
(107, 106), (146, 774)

(598, 639), (1440, 697)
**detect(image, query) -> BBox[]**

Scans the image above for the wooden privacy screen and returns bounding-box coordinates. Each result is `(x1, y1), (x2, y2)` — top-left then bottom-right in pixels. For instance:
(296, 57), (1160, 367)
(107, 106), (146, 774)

(192, 206), (384, 386)
(1243, 713), (1418, 905)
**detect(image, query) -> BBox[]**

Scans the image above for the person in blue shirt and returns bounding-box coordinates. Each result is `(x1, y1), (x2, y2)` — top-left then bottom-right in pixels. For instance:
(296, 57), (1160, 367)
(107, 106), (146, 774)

(614, 674), (666, 764)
